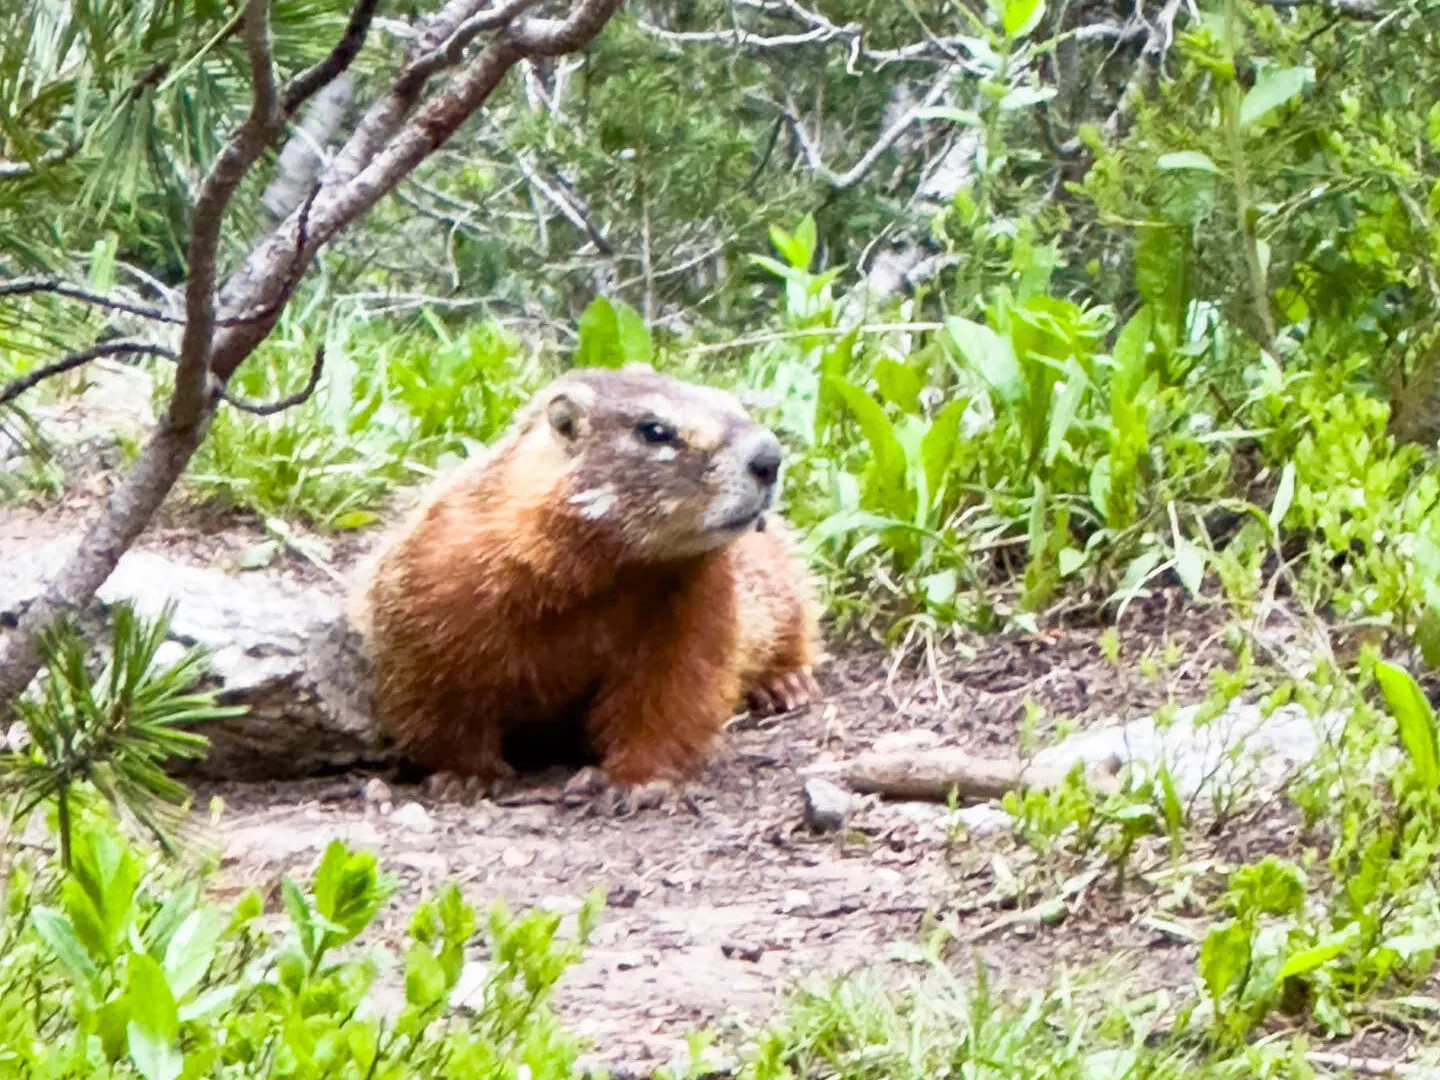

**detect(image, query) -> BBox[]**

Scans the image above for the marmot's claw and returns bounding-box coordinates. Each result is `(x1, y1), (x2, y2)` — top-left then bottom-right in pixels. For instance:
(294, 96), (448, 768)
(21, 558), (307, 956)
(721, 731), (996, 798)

(746, 666), (821, 716)
(423, 766), (516, 804)
(562, 766), (699, 818)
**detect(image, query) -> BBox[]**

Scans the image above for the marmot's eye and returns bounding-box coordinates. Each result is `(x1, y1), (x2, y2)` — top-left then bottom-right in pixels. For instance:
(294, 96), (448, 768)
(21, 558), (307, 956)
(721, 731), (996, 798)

(635, 420), (676, 445)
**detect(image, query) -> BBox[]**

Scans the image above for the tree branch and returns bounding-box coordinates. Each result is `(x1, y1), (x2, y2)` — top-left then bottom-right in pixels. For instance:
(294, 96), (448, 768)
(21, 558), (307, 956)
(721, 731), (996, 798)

(217, 345), (327, 416)
(209, 0), (625, 382)
(0, 0), (625, 722)
(171, 0), (283, 426)
(0, 343), (178, 409)
(282, 0), (382, 117)
(778, 65), (960, 192)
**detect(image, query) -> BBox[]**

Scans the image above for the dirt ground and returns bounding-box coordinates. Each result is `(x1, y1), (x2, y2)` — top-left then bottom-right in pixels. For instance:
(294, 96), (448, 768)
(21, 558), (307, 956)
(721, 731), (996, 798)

(0, 482), (1256, 1076)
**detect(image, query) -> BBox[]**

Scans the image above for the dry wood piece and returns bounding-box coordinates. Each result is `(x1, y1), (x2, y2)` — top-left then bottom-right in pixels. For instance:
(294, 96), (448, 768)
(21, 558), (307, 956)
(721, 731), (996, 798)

(842, 747), (1119, 802)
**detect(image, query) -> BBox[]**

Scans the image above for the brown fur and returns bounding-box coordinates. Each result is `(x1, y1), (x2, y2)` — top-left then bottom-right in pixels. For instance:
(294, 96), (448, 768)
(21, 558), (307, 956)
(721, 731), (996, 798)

(354, 366), (821, 786)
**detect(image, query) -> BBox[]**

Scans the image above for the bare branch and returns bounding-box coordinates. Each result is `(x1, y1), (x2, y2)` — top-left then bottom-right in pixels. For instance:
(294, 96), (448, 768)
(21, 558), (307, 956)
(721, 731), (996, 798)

(0, 281), (183, 324)
(217, 345), (327, 416)
(281, 0), (382, 117)
(0, 0), (626, 719)
(639, 0), (986, 72)
(171, 0), (283, 426)
(779, 65), (960, 192)
(0, 342), (178, 410)
(209, 0), (625, 382)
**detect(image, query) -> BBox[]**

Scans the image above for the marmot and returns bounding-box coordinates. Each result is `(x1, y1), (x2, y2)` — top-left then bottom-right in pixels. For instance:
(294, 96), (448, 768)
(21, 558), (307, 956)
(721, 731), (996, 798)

(355, 366), (822, 802)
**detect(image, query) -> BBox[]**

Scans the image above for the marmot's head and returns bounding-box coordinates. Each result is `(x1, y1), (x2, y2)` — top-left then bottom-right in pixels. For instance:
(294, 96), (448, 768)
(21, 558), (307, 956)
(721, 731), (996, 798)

(521, 366), (785, 561)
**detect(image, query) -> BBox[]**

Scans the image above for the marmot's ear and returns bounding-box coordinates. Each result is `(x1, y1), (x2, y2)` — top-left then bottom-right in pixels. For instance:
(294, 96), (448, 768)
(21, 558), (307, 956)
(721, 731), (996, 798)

(546, 391), (588, 443)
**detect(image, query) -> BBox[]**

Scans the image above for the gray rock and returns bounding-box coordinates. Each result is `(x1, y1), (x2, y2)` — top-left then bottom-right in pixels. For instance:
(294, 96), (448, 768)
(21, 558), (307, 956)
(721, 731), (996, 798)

(803, 777), (853, 833)
(1032, 700), (1349, 806)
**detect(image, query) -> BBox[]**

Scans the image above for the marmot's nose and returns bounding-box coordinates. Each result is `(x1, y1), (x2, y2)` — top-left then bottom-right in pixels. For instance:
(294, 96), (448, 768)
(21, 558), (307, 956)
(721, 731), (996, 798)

(747, 434), (783, 487)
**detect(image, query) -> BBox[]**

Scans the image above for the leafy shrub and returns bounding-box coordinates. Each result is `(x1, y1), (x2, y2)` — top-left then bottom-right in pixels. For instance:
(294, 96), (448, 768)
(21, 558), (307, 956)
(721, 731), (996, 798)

(0, 809), (599, 1080)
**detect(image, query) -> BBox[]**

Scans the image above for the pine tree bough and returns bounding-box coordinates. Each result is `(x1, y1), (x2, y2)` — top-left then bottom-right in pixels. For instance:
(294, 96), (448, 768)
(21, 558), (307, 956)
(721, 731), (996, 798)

(0, 0), (625, 718)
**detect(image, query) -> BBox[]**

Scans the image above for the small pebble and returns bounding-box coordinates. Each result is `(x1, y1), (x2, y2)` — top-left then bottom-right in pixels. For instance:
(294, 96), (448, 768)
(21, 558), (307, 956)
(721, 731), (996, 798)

(721, 939), (763, 962)
(802, 777), (853, 833)
(363, 777), (394, 806)
(391, 801), (434, 832)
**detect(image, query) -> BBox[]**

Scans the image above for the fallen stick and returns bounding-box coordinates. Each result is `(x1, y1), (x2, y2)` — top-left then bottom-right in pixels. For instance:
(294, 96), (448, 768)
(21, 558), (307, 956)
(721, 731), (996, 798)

(841, 748), (1119, 802)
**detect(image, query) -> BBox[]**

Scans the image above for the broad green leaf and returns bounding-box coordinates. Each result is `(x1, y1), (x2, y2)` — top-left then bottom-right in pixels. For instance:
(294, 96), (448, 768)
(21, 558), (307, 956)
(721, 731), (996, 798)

(1375, 660), (1440, 789)
(825, 376), (909, 501)
(614, 302), (654, 367)
(814, 329), (858, 442)
(911, 106), (981, 125)
(920, 398), (968, 508)
(97, 997), (130, 1063)
(1200, 921), (1251, 1002)
(126, 953), (182, 1080)
(177, 984), (241, 1024)
(1269, 462), (1296, 532)
(1157, 151), (1222, 174)
(1134, 227), (1185, 318)
(793, 215), (817, 265)
(1002, 0), (1045, 39)
(998, 85), (1056, 111)
(31, 907), (98, 987)
(1110, 305), (1153, 401)
(405, 943), (447, 1008)
(1278, 923), (1360, 980)
(1043, 361), (1088, 467)
(1173, 537), (1206, 596)
(873, 358), (923, 414)
(1058, 547), (1086, 576)
(1239, 66), (1313, 129)
(946, 316), (1023, 404)
(920, 569), (957, 608)
(1089, 454), (1113, 517)
(163, 907), (224, 1001)
(1229, 857), (1306, 918)
(576, 297), (650, 370)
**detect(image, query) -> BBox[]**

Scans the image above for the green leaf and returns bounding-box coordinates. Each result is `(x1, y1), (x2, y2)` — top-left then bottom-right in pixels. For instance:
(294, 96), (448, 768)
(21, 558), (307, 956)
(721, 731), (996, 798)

(126, 953), (182, 1080)
(998, 86), (1056, 111)
(1269, 462), (1296, 533)
(946, 316), (1023, 404)
(825, 376), (909, 501)
(1157, 151), (1222, 174)
(575, 297), (651, 370)
(97, 996), (130, 1063)
(911, 106), (981, 125)
(1279, 924), (1360, 980)
(1058, 547), (1086, 576)
(614, 302), (654, 367)
(1134, 227), (1185, 318)
(1110, 305), (1153, 401)
(873, 358), (923, 414)
(163, 907), (223, 1001)
(1375, 660), (1440, 789)
(405, 943), (448, 1008)
(31, 907), (98, 987)
(1200, 921), (1251, 1002)
(919, 569), (957, 609)
(1173, 537), (1206, 596)
(920, 398), (968, 508)
(1239, 66), (1313, 129)
(1043, 361), (1087, 467)
(1002, 0), (1046, 39)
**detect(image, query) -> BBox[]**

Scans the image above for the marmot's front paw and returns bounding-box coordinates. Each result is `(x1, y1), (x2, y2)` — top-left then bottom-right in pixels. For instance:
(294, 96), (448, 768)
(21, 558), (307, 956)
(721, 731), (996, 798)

(422, 764), (517, 804)
(561, 766), (700, 818)
(746, 666), (821, 716)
